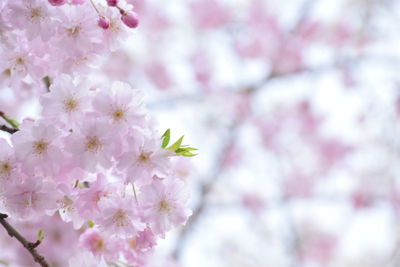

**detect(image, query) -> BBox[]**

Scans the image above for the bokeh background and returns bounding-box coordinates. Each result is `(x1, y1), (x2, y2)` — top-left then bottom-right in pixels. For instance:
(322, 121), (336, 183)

(2, 0), (400, 266)
(119, 0), (400, 266)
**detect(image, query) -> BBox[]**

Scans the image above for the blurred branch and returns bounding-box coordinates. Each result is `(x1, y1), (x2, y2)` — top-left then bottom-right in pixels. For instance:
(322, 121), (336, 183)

(291, 0), (319, 33)
(0, 213), (49, 267)
(170, 47), (386, 261)
(172, 116), (242, 259)
(172, 70), (285, 259)
(147, 61), (349, 110)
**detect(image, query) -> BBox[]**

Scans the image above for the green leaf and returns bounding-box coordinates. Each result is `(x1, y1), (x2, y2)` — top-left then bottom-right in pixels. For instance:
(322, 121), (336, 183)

(175, 147), (198, 157)
(160, 129), (198, 157)
(87, 221), (95, 228)
(1, 114), (19, 129)
(175, 147), (198, 153)
(37, 229), (44, 242)
(167, 136), (184, 151)
(161, 129), (171, 148)
(176, 151), (197, 157)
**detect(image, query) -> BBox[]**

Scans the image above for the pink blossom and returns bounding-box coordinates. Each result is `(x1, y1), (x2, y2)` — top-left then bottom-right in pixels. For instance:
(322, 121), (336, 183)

(40, 74), (90, 126)
(5, 176), (59, 219)
(118, 135), (171, 186)
(56, 184), (84, 229)
(97, 7), (129, 51)
(92, 81), (146, 130)
(11, 120), (63, 175)
(55, 3), (101, 54)
(96, 197), (146, 238)
(139, 178), (191, 236)
(4, 0), (55, 41)
(64, 119), (115, 172)
(79, 227), (121, 261)
(77, 174), (117, 218)
(120, 228), (157, 264)
(79, 228), (108, 256)
(135, 228), (157, 251)
(0, 38), (44, 85)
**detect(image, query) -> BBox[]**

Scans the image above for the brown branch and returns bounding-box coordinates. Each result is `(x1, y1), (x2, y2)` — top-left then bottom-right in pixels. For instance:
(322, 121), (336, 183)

(0, 125), (18, 134)
(171, 70), (278, 259)
(172, 69), (306, 259)
(0, 213), (50, 267)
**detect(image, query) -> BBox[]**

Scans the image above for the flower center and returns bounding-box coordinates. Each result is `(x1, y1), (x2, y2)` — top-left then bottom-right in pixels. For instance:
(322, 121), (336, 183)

(3, 69), (11, 77)
(57, 196), (74, 213)
(111, 21), (121, 32)
(129, 238), (136, 249)
(64, 99), (78, 112)
(31, 8), (41, 17)
(85, 136), (102, 153)
(67, 25), (81, 37)
(138, 151), (151, 163)
(159, 200), (172, 212)
(33, 140), (48, 155)
(73, 56), (88, 66)
(0, 161), (12, 177)
(113, 210), (129, 227)
(16, 57), (24, 65)
(95, 238), (104, 251)
(112, 109), (125, 122)
(28, 7), (45, 23)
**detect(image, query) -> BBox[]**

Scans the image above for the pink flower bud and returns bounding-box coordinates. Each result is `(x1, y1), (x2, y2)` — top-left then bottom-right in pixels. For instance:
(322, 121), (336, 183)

(107, 0), (119, 6)
(98, 16), (110, 30)
(48, 0), (67, 5)
(121, 11), (139, 28)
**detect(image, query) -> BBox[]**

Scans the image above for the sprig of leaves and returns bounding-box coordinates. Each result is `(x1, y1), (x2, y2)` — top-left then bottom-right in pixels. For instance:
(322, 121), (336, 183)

(37, 229), (44, 242)
(161, 129), (198, 157)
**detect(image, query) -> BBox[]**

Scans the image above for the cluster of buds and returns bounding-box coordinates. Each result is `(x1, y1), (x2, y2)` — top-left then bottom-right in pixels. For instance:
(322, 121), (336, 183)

(47, 0), (139, 30)
(99, 0), (139, 30)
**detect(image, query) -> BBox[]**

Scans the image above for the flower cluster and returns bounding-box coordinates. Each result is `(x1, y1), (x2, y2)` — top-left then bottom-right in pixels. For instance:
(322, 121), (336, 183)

(0, 1), (192, 266)
(0, 0), (138, 107)
(1, 74), (192, 266)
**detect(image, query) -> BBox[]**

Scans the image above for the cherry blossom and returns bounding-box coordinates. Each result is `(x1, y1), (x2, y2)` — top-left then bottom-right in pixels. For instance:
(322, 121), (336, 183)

(140, 178), (192, 236)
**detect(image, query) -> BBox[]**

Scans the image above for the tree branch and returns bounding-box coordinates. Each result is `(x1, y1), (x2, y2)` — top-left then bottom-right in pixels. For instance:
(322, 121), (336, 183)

(0, 213), (50, 267)
(0, 125), (18, 134)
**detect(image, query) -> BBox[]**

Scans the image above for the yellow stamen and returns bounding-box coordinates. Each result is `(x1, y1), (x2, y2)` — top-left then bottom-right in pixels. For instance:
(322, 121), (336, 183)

(85, 136), (102, 153)
(33, 140), (48, 155)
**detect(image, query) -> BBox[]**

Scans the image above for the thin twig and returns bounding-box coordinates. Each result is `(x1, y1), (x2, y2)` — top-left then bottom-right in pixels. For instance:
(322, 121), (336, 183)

(0, 213), (50, 267)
